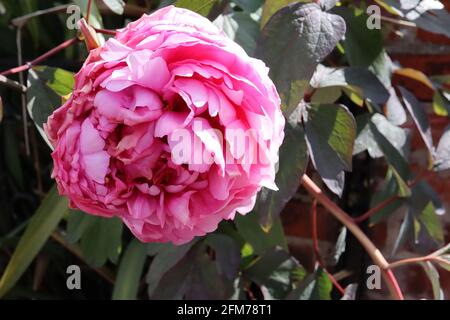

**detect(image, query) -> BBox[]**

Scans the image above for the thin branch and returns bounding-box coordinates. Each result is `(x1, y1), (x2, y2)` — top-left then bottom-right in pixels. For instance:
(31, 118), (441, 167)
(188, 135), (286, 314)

(379, 15), (417, 28)
(311, 199), (345, 295)
(93, 27), (117, 36)
(301, 174), (404, 300)
(389, 243), (450, 269)
(86, 0), (93, 24)
(0, 37), (79, 76)
(353, 169), (426, 224)
(16, 27), (30, 156)
(11, 4), (70, 28)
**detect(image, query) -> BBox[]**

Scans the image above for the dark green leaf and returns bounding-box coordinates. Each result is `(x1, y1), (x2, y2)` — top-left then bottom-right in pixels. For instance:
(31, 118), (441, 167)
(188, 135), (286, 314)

(399, 87), (434, 157)
(257, 120), (308, 228)
(245, 247), (304, 299)
(303, 103), (356, 196)
(79, 216), (123, 267)
(337, 7), (383, 67)
(146, 240), (197, 297)
(256, 2), (346, 115)
(206, 234), (241, 280)
(235, 213), (287, 255)
(27, 66), (74, 148)
(311, 65), (390, 106)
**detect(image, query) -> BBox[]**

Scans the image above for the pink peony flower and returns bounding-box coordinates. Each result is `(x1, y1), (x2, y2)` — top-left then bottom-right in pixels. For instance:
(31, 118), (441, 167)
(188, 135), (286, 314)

(45, 6), (284, 244)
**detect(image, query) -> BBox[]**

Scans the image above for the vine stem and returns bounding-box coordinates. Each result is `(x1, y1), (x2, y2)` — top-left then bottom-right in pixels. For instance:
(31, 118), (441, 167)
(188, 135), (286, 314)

(301, 174), (404, 300)
(0, 37), (79, 76)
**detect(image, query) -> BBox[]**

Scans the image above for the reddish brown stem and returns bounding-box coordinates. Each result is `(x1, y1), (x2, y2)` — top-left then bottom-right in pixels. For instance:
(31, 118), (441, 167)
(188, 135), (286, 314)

(353, 169), (426, 224)
(311, 199), (345, 295)
(0, 37), (79, 76)
(93, 27), (117, 36)
(86, 0), (93, 24)
(301, 174), (404, 300)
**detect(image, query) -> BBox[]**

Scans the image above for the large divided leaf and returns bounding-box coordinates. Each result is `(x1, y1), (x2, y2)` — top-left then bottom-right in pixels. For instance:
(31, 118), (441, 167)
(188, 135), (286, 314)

(148, 239), (237, 299)
(146, 240), (197, 297)
(245, 247), (305, 299)
(0, 185), (68, 298)
(256, 2), (346, 114)
(67, 211), (123, 267)
(256, 120), (308, 228)
(302, 103), (356, 196)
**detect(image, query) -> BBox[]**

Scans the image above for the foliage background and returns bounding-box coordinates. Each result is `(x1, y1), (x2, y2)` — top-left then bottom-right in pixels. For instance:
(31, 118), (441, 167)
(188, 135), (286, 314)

(0, 0), (450, 300)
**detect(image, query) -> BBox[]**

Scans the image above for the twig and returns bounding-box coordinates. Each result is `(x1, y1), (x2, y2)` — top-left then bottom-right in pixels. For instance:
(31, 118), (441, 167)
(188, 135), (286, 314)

(389, 243), (450, 269)
(11, 4), (70, 28)
(93, 27), (117, 36)
(301, 174), (404, 300)
(353, 169), (426, 224)
(0, 37), (79, 76)
(311, 199), (346, 295)
(86, 0), (93, 24)
(16, 27), (30, 156)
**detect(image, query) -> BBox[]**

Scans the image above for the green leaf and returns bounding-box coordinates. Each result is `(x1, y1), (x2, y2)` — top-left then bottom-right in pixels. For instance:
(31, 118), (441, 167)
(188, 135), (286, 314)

(417, 202), (444, 243)
(66, 210), (97, 243)
(420, 261), (444, 300)
(434, 125), (450, 171)
(78, 215), (123, 267)
(337, 7), (383, 67)
(399, 87), (434, 158)
(260, 0), (298, 27)
(328, 227), (346, 266)
(369, 119), (411, 183)
(256, 2), (346, 115)
(287, 267), (332, 300)
(432, 90), (450, 117)
(175, 0), (218, 16)
(0, 185), (68, 298)
(233, 0), (264, 13)
(101, 0), (125, 15)
(245, 247), (304, 299)
(235, 212), (287, 255)
(303, 103), (356, 196)
(256, 120), (308, 228)
(146, 240), (197, 297)
(369, 172), (405, 224)
(213, 12), (260, 55)
(311, 65), (390, 106)
(206, 234), (241, 281)
(27, 66), (75, 148)
(354, 113), (408, 159)
(112, 239), (148, 300)
(149, 241), (235, 299)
